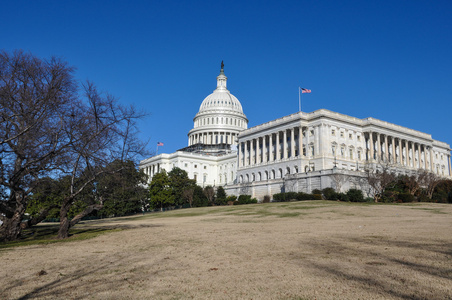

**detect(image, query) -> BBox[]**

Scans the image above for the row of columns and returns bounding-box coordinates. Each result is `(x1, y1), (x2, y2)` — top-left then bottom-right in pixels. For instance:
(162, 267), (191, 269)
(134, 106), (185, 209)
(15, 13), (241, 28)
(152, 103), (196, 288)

(142, 163), (160, 181)
(239, 126), (316, 168)
(365, 131), (443, 172)
(189, 131), (237, 146)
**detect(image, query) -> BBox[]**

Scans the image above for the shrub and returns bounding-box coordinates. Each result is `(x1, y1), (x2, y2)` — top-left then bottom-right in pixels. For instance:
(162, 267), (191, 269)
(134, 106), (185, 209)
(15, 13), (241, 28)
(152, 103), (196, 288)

(226, 195), (237, 202)
(312, 189), (322, 195)
(398, 193), (415, 203)
(272, 193), (288, 202)
(346, 189), (364, 202)
(312, 194), (323, 200)
(322, 188), (336, 200)
(284, 192), (298, 201)
(297, 192), (312, 201)
(262, 195), (271, 203)
(236, 195), (257, 205)
(365, 197), (374, 203)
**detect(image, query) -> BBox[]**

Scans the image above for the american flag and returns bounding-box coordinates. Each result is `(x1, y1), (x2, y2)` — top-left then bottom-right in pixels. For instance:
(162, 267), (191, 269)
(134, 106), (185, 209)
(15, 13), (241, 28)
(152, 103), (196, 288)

(301, 88), (311, 93)
(157, 142), (164, 146)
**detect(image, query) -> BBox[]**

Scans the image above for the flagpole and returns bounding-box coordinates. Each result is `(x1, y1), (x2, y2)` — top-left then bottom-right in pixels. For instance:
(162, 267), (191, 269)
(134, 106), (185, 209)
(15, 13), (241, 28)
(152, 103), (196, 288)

(156, 145), (159, 155)
(298, 87), (302, 112)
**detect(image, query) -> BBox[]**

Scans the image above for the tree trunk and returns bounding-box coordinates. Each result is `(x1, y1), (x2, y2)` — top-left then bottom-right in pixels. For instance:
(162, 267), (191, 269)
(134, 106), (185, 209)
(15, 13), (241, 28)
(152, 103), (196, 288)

(0, 208), (25, 242)
(22, 205), (59, 229)
(57, 203), (103, 239)
(58, 201), (71, 239)
(0, 193), (26, 242)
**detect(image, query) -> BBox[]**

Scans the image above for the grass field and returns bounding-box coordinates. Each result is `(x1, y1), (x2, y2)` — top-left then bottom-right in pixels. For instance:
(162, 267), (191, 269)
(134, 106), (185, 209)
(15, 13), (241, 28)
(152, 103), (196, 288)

(1, 201), (452, 299)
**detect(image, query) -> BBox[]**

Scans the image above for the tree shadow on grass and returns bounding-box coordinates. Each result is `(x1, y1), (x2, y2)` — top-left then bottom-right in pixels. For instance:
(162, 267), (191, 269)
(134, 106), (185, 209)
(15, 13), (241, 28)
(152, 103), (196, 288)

(3, 250), (166, 300)
(298, 236), (452, 299)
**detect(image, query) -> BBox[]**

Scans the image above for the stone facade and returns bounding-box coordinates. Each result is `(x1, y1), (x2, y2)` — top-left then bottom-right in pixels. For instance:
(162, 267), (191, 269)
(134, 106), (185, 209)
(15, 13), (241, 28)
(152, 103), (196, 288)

(225, 110), (451, 200)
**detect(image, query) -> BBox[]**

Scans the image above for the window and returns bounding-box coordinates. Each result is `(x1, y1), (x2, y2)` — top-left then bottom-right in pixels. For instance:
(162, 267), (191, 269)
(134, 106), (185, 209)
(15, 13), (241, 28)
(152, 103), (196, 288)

(349, 149), (353, 159)
(203, 175), (207, 182)
(358, 151), (361, 160)
(340, 132), (344, 138)
(331, 129), (336, 136)
(357, 135), (361, 141)
(194, 174), (197, 181)
(204, 166), (207, 169)
(349, 133), (352, 139)
(184, 163), (188, 167)
(194, 164), (197, 168)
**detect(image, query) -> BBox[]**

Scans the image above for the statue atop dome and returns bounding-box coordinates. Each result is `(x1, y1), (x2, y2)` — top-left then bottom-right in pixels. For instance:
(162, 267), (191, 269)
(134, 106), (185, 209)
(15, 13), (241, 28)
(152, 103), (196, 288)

(221, 60), (224, 70)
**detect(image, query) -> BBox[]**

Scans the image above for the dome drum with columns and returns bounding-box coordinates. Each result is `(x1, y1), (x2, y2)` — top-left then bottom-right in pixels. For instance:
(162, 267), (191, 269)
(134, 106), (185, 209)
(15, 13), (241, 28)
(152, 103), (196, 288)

(187, 62), (248, 149)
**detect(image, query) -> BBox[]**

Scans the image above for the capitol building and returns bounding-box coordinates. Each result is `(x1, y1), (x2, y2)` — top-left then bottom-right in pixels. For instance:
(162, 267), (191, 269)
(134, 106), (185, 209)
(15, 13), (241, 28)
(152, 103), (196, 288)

(140, 64), (451, 200)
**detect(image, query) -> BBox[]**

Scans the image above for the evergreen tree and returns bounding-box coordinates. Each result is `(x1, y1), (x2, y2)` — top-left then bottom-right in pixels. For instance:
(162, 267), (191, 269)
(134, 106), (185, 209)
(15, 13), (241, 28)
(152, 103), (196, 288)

(149, 170), (174, 211)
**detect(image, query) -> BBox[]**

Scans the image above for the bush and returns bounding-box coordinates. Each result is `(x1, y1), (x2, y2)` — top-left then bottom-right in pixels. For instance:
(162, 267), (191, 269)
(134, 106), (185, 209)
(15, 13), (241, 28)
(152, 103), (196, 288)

(322, 188), (336, 200)
(346, 189), (364, 202)
(311, 189), (322, 195)
(365, 197), (374, 203)
(272, 193), (288, 202)
(398, 193), (415, 203)
(262, 195), (271, 203)
(312, 194), (323, 200)
(236, 195), (257, 205)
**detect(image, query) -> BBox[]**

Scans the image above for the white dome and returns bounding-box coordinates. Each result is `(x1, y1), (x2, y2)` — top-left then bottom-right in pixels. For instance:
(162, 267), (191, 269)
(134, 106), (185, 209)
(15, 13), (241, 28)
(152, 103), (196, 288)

(188, 63), (248, 147)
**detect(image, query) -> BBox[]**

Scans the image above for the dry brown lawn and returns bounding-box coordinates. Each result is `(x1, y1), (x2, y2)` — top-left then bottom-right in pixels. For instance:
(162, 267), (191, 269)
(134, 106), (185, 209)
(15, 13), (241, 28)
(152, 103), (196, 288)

(1, 201), (452, 300)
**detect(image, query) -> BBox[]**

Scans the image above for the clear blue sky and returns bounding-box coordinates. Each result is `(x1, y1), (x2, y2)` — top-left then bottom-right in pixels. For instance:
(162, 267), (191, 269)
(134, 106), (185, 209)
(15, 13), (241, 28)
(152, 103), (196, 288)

(2, 0), (451, 155)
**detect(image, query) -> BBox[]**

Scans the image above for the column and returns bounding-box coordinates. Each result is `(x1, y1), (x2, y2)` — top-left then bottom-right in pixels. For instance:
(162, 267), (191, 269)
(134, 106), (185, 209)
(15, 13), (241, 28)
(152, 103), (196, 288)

(277, 132), (282, 160)
(290, 128), (295, 158)
(244, 141), (248, 166)
(399, 139), (403, 165)
(306, 127), (310, 158)
(299, 127), (303, 157)
(405, 141), (410, 167)
(269, 133), (274, 162)
(384, 135), (389, 161)
(418, 143), (422, 169)
(391, 137), (396, 163)
(377, 133), (381, 161)
(448, 154), (451, 176)
(238, 142), (242, 167)
(314, 126), (320, 157)
(263, 136), (267, 163)
(283, 130), (287, 160)
(424, 146), (428, 169)
(430, 147), (434, 171)
(250, 139), (255, 165)
(369, 132), (374, 161)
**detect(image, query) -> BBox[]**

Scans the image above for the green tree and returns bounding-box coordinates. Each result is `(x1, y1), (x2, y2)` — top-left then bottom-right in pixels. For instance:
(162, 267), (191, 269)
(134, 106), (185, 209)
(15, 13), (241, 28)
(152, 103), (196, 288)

(96, 160), (148, 217)
(192, 185), (208, 207)
(168, 167), (196, 206)
(149, 170), (174, 211)
(215, 186), (227, 205)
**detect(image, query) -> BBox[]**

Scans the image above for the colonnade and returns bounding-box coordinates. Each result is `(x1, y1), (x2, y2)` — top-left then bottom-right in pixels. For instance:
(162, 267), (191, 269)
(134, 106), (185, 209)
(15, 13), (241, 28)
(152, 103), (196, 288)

(365, 131), (438, 171)
(238, 126), (314, 168)
(189, 131), (238, 146)
(142, 163), (160, 181)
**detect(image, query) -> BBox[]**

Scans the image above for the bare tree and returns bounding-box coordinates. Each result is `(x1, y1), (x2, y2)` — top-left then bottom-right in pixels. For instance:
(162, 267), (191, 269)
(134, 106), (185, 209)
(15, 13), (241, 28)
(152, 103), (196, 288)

(0, 51), (148, 241)
(364, 160), (396, 202)
(182, 188), (194, 208)
(0, 50), (76, 241)
(56, 82), (147, 239)
(203, 186), (215, 206)
(418, 171), (440, 199)
(331, 172), (349, 193)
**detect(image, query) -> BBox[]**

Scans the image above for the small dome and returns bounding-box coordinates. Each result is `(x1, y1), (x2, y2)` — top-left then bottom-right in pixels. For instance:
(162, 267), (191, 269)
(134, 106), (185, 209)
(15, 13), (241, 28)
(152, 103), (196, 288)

(198, 90), (244, 114)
